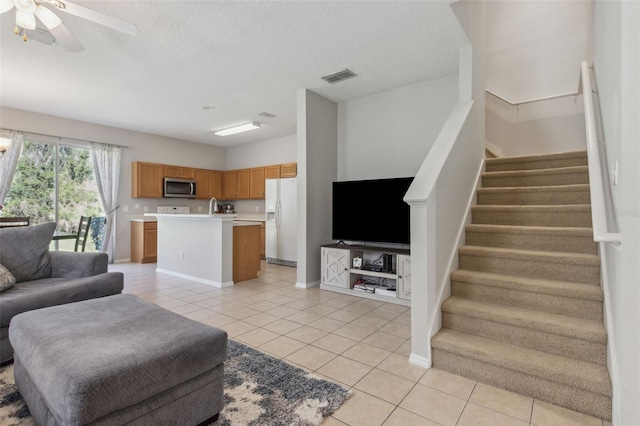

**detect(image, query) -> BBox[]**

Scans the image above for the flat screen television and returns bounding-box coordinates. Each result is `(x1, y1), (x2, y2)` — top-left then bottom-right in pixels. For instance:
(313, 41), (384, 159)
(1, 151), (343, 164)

(332, 177), (413, 245)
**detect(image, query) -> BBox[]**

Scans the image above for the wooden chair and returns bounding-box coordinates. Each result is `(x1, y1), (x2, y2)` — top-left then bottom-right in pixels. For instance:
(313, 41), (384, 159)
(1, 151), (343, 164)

(0, 217), (30, 228)
(74, 216), (92, 252)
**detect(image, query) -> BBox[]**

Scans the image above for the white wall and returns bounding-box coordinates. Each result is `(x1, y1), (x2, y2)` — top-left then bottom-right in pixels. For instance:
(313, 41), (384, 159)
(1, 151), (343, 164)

(337, 75), (459, 181)
(485, 94), (587, 156)
(296, 89), (338, 287)
(226, 134), (296, 170)
(485, 0), (590, 104)
(225, 134), (296, 214)
(0, 107), (226, 262)
(592, 1), (640, 425)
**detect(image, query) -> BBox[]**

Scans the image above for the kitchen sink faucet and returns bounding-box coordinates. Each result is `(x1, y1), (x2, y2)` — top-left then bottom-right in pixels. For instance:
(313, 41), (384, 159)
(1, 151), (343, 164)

(209, 197), (218, 215)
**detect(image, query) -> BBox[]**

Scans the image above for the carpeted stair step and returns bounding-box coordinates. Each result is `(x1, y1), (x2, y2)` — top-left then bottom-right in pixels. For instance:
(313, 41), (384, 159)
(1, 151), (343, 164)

(441, 297), (607, 365)
(431, 329), (612, 420)
(477, 184), (591, 205)
(464, 224), (597, 254)
(471, 205), (592, 227)
(482, 166), (589, 188)
(458, 245), (600, 284)
(485, 150), (588, 172)
(450, 269), (603, 320)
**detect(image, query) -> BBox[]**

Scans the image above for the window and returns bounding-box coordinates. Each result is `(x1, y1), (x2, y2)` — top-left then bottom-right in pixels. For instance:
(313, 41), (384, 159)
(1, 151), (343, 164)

(2, 139), (105, 251)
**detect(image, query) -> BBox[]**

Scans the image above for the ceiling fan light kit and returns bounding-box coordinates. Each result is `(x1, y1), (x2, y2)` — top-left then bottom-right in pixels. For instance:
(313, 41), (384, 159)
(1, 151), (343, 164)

(214, 122), (261, 137)
(2, 0), (137, 50)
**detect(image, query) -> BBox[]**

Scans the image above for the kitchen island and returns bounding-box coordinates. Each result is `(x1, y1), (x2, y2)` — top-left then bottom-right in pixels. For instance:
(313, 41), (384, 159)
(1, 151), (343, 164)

(145, 213), (261, 287)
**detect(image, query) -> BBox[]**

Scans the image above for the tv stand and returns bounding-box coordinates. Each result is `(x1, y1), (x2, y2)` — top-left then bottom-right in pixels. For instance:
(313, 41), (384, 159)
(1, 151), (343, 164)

(320, 243), (411, 306)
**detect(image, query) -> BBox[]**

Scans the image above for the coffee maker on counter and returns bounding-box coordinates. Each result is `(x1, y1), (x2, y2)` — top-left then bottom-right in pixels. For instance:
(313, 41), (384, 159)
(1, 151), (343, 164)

(221, 204), (235, 214)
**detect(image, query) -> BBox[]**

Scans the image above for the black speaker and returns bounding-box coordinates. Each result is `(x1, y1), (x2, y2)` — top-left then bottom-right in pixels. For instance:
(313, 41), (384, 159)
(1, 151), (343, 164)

(382, 254), (393, 273)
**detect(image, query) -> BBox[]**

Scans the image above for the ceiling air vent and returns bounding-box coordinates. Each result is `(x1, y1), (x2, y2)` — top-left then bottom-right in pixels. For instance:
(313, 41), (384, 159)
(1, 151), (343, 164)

(321, 69), (357, 84)
(19, 27), (57, 46)
(258, 112), (276, 118)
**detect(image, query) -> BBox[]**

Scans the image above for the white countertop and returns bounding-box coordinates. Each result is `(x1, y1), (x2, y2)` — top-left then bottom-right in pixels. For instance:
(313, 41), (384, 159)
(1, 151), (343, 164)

(131, 218), (157, 222)
(232, 221), (262, 227)
(233, 214), (267, 222)
(145, 213), (237, 219)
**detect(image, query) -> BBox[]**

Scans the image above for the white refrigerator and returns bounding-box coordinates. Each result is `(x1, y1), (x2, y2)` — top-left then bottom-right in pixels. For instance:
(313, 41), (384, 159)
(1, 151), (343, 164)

(265, 178), (297, 267)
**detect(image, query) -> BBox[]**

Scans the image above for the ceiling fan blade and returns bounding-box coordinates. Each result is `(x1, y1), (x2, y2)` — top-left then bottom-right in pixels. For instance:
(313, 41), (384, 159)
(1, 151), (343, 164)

(47, 0), (138, 36)
(48, 21), (84, 51)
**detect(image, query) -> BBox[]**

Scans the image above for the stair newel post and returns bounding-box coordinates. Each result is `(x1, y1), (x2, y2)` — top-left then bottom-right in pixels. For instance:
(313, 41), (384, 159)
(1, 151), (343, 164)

(405, 197), (434, 368)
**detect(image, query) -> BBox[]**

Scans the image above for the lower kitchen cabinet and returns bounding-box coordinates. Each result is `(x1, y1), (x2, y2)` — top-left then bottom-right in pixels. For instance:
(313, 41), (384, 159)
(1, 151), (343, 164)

(233, 224), (261, 282)
(260, 223), (266, 260)
(131, 221), (157, 263)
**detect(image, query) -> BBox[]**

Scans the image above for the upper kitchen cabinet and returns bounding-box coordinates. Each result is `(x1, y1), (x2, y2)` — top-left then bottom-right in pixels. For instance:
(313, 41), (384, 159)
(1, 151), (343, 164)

(223, 169), (250, 200)
(132, 162), (163, 198)
(250, 167), (266, 199)
(164, 165), (195, 179)
(264, 165), (281, 179)
(280, 163), (297, 178)
(195, 169), (223, 200)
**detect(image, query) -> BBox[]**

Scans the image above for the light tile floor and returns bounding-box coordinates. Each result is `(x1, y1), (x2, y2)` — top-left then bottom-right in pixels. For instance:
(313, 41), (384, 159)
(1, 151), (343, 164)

(110, 261), (611, 426)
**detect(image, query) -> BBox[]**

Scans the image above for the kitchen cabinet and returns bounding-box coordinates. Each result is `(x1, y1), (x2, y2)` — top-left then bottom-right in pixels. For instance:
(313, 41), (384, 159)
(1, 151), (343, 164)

(164, 165), (195, 179)
(280, 163), (297, 178)
(131, 221), (157, 263)
(196, 169), (223, 200)
(250, 167), (266, 199)
(265, 165), (280, 179)
(223, 170), (238, 199)
(233, 224), (261, 282)
(260, 223), (266, 260)
(224, 169), (250, 200)
(132, 162), (163, 198)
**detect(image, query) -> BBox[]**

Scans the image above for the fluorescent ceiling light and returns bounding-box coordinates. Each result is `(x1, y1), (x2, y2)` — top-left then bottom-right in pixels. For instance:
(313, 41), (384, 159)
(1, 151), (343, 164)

(214, 122), (261, 137)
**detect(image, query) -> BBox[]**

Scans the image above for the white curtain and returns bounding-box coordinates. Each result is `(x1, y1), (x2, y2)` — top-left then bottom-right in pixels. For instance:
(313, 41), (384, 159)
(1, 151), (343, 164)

(91, 142), (121, 261)
(0, 132), (24, 207)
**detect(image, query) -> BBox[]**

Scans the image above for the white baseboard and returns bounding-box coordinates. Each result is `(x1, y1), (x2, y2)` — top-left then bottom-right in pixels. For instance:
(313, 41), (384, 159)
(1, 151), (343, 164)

(156, 268), (234, 288)
(409, 353), (432, 369)
(296, 280), (320, 289)
(113, 258), (131, 264)
(485, 140), (504, 157)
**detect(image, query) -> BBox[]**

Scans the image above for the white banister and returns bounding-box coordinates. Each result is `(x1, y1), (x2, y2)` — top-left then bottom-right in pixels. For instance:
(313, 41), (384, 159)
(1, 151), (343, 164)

(403, 100), (479, 368)
(580, 61), (621, 245)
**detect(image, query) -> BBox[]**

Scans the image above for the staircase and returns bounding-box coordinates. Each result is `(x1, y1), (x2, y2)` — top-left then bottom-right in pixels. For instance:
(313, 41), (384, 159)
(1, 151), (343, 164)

(431, 150), (612, 420)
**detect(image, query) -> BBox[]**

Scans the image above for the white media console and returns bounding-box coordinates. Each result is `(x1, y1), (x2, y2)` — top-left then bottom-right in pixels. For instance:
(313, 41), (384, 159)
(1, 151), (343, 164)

(320, 244), (411, 306)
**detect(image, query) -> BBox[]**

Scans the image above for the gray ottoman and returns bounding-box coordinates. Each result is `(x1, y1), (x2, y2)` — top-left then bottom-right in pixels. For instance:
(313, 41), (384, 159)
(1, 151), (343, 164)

(9, 294), (227, 426)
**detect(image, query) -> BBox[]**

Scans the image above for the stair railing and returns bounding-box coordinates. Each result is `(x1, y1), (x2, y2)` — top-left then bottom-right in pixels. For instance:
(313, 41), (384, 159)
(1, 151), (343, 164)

(580, 61), (621, 245)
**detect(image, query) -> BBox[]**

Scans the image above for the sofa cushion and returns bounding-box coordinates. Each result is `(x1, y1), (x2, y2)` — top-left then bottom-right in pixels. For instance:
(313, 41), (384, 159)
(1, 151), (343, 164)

(0, 264), (16, 293)
(0, 274), (124, 327)
(0, 222), (56, 283)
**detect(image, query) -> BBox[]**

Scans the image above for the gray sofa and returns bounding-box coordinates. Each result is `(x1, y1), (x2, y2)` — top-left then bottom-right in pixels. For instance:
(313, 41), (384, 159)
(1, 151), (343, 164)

(0, 222), (124, 363)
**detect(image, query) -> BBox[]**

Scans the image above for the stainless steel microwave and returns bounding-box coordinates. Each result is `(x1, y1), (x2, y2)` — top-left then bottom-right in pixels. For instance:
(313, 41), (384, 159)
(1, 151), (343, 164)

(163, 177), (196, 198)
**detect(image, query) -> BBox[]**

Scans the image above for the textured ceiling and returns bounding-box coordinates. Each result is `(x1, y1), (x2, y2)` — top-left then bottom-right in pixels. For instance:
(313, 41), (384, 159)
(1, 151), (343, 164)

(0, 1), (467, 147)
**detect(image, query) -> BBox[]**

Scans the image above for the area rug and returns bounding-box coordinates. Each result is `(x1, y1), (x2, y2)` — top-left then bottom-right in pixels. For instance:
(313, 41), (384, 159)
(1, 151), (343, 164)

(0, 339), (351, 426)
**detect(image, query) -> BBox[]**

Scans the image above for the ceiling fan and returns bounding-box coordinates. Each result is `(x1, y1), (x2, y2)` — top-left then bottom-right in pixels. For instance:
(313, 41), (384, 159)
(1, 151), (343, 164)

(0, 0), (138, 52)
